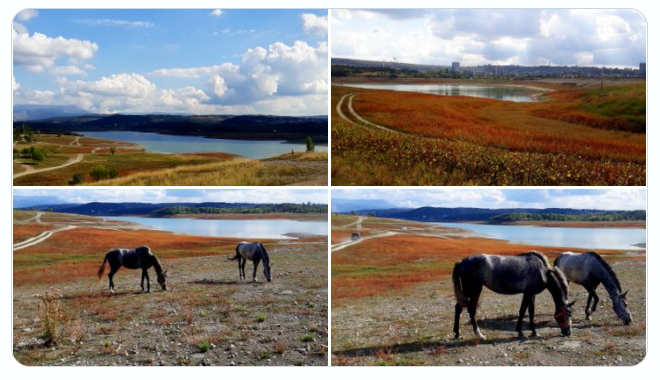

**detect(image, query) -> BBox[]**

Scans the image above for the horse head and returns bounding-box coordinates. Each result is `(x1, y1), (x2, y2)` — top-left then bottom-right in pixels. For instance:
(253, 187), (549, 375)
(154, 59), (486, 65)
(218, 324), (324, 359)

(263, 262), (272, 282)
(613, 290), (632, 325)
(554, 300), (575, 336)
(157, 269), (168, 291)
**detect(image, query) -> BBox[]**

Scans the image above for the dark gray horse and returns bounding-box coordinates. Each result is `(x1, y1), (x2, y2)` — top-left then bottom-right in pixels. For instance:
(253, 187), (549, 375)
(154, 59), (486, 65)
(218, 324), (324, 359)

(227, 242), (272, 282)
(554, 251), (631, 325)
(453, 252), (574, 340)
(97, 246), (167, 293)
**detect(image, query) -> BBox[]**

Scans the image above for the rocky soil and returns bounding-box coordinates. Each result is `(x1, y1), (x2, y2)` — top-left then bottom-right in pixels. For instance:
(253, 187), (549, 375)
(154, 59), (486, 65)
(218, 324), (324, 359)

(13, 241), (328, 366)
(332, 260), (646, 366)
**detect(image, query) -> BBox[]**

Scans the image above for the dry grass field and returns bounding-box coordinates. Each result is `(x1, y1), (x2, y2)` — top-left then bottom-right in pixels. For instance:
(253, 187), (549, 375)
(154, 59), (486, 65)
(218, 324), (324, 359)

(331, 215), (646, 366)
(13, 135), (328, 186)
(331, 78), (645, 186)
(13, 211), (328, 366)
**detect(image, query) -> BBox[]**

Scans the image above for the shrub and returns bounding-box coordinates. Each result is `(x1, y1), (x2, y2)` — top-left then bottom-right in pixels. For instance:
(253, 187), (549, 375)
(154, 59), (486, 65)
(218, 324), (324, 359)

(89, 165), (119, 181)
(256, 314), (266, 323)
(198, 341), (211, 353)
(37, 290), (67, 346)
(70, 173), (85, 185)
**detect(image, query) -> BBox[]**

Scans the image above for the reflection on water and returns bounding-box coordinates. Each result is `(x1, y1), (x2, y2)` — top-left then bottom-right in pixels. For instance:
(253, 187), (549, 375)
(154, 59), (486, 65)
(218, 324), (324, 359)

(345, 83), (534, 102)
(108, 216), (328, 239)
(436, 222), (646, 251)
(76, 131), (328, 159)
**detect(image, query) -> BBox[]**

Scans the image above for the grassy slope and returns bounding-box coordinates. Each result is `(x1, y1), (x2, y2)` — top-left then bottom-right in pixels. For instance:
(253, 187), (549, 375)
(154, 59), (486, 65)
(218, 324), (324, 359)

(331, 81), (646, 186)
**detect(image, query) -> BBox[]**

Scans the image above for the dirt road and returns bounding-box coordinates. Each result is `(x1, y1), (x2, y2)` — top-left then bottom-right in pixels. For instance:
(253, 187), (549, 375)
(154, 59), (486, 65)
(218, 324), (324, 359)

(13, 154), (83, 180)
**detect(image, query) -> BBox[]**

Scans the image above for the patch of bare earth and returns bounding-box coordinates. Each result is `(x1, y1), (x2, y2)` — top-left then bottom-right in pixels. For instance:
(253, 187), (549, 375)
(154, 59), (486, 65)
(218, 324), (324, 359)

(331, 260), (645, 366)
(13, 242), (328, 366)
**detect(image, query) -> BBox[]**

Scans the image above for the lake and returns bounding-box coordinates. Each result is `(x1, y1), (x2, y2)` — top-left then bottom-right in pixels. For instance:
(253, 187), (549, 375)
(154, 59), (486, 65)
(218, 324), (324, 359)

(76, 131), (328, 159)
(108, 216), (328, 239)
(345, 83), (534, 102)
(436, 222), (646, 251)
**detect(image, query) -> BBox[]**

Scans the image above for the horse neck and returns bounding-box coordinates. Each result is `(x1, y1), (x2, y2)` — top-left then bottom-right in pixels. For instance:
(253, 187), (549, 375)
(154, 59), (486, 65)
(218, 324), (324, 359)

(546, 270), (567, 311)
(151, 256), (163, 275)
(600, 269), (622, 301)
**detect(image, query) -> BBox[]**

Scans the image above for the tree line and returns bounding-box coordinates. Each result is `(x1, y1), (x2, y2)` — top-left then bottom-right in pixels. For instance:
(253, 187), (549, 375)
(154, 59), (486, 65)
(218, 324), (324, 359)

(152, 203), (328, 216)
(489, 211), (646, 223)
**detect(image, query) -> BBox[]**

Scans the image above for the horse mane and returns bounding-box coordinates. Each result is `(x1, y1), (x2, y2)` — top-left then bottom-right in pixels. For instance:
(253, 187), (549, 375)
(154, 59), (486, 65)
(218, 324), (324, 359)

(549, 267), (569, 298)
(520, 251), (551, 267)
(258, 242), (270, 259)
(586, 251), (622, 292)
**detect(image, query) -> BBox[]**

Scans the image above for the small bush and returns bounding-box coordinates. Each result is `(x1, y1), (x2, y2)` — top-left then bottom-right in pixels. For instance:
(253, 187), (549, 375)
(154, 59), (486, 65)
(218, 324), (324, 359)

(302, 333), (315, 342)
(70, 173), (85, 185)
(37, 290), (67, 346)
(256, 314), (266, 323)
(198, 341), (211, 353)
(89, 165), (119, 181)
(305, 136), (315, 152)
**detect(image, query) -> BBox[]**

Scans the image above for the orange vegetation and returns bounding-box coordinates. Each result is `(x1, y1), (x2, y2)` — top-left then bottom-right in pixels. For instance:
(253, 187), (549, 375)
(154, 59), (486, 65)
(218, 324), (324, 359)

(331, 234), (641, 303)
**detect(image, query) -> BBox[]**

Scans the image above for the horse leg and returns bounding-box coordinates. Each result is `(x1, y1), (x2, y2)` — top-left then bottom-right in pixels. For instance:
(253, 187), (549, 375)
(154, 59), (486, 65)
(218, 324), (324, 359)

(108, 266), (119, 294)
(240, 257), (247, 281)
(528, 295), (538, 337)
(589, 286), (600, 319)
(585, 289), (593, 320)
(143, 268), (151, 293)
(453, 303), (464, 339)
(516, 293), (532, 338)
(468, 286), (485, 340)
(252, 259), (259, 282)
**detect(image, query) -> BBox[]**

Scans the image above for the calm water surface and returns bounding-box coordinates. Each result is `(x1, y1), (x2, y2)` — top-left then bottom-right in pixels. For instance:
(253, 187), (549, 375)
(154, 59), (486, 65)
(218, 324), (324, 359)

(346, 83), (534, 102)
(108, 216), (328, 239)
(436, 222), (646, 251)
(77, 131), (327, 159)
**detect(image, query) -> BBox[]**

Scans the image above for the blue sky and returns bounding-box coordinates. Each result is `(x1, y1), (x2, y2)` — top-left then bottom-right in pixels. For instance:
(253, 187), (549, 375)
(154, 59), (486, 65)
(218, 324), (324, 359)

(332, 9), (646, 68)
(331, 188), (646, 211)
(13, 188), (328, 207)
(12, 9), (328, 115)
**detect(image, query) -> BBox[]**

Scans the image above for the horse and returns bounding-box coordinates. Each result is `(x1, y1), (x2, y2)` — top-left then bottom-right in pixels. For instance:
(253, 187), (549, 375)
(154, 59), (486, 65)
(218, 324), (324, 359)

(452, 252), (575, 340)
(97, 246), (167, 293)
(227, 242), (272, 282)
(554, 251), (631, 325)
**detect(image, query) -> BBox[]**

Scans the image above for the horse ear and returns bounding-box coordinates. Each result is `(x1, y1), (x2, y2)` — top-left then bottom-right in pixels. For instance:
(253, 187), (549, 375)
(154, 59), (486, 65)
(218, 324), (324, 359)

(163, 269), (168, 275)
(568, 300), (576, 308)
(621, 290), (629, 298)
(269, 263), (273, 268)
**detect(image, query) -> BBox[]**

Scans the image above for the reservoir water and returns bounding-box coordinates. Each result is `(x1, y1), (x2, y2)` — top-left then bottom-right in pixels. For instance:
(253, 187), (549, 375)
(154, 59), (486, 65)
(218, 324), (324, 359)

(345, 83), (535, 102)
(436, 222), (646, 251)
(108, 216), (328, 239)
(76, 131), (328, 159)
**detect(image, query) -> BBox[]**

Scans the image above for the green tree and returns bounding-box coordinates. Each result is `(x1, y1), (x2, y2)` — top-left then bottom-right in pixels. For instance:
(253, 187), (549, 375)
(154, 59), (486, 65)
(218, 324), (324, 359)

(305, 136), (314, 152)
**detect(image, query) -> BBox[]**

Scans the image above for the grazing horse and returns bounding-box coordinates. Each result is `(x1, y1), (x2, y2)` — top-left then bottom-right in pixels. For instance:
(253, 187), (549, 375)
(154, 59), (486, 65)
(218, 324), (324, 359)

(97, 246), (167, 293)
(554, 251), (632, 325)
(453, 252), (574, 340)
(227, 242), (272, 282)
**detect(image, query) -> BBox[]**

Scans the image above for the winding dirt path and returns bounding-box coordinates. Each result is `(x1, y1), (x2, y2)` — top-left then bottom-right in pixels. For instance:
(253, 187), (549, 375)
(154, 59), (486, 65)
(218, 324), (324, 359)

(13, 154), (83, 180)
(331, 231), (398, 252)
(337, 92), (400, 134)
(13, 225), (78, 251)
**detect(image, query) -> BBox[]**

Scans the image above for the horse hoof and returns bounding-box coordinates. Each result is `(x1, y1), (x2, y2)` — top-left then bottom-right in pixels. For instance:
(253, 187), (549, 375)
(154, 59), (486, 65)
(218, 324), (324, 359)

(454, 334), (462, 340)
(586, 316), (592, 321)
(530, 332), (539, 338)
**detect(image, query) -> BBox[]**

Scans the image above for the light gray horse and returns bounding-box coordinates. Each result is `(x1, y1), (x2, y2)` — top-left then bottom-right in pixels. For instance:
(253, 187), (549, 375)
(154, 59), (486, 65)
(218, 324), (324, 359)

(554, 251), (631, 325)
(453, 252), (574, 340)
(227, 242), (272, 282)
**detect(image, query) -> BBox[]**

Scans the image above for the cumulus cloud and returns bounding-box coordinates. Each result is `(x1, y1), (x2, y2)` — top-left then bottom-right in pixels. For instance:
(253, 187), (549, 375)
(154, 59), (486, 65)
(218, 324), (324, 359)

(332, 9), (646, 67)
(12, 25), (98, 72)
(301, 13), (328, 36)
(150, 40), (327, 106)
(210, 9), (223, 17)
(16, 9), (38, 21)
(12, 75), (20, 91)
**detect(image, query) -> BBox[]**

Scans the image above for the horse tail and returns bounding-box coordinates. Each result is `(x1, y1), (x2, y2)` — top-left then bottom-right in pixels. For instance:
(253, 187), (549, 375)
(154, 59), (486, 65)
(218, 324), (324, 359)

(97, 254), (108, 280)
(452, 261), (469, 307)
(227, 245), (240, 261)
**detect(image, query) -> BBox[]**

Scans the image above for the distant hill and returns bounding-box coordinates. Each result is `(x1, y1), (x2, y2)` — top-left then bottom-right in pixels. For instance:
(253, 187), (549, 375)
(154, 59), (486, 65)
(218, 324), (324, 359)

(18, 202), (328, 216)
(13, 113), (328, 142)
(13, 104), (93, 121)
(345, 207), (646, 223)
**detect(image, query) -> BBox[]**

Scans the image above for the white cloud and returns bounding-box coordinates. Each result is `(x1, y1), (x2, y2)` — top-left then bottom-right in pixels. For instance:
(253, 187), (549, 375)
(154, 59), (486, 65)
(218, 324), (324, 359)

(16, 9), (38, 21)
(12, 25), (98, 72)
(50, 65), (87, 77)
(76, 19), (154, 28)
(210, 9), (223, 17)
(301, 13), (328, 36)
(12, 75), (20, 91)
(69, 73), (156, 97)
